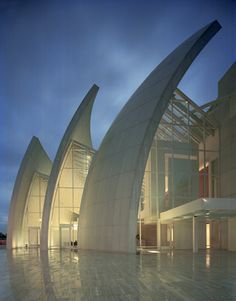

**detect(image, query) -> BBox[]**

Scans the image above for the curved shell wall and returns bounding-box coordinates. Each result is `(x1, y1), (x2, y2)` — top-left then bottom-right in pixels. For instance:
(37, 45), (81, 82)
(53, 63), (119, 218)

(78, 21), (221, 253)
(40, 85), (99, 250)
(7, 137), (52, 249)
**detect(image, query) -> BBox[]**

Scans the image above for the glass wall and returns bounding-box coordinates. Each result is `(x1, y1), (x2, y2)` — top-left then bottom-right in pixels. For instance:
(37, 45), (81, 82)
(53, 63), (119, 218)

(22, 173), (48, 247)
(50, 141), (94, 248)
(138, 89), (219, 248)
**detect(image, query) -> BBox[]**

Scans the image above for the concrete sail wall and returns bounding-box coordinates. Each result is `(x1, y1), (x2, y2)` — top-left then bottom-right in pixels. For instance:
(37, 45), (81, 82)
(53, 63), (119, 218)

(40, 85), (99, 250)
(78, 21), (221, 253)
(7, 137), (52, 249)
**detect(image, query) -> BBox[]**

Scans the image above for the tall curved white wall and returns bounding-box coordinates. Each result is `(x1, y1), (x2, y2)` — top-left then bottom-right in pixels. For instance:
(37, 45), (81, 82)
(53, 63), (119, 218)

(78, 21), (221, 253)
(7, 137), (52, 249)
(40, 85), (99, 250)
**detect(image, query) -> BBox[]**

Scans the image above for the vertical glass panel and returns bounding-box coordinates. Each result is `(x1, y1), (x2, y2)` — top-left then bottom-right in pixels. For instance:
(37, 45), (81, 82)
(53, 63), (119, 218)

(59, 208), (72, 224)
(51, 207), (59, 226)
(73, 169), (85, 188)
(60, 226), (71, 248)
(50, 227), (59, 247)
(30, 176), (40, 196)
(40, 196), (45, 213)
(59, 169), (73, 187)
(27, 213), (40, 227)
(48, 141), (98, 247)
(59, 188), (73, 207)
(64, 149), (73, 168)
(28, 227), (39, 246)
(28, 196), (40, 212)
(74, 189), (83, 207)
(40, 179), (48, 195)
(22, 173), (49, 246)
(53, 189), (59, 207)
(138, 89), (219, 251)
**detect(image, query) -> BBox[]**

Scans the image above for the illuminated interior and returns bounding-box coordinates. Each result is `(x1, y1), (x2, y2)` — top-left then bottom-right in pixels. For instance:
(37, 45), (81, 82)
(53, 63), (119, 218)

(138, 89), (219, 248)
(49, 140), (94, 248)
(22, 173), (48, 247)
(206, 223), (211, 249)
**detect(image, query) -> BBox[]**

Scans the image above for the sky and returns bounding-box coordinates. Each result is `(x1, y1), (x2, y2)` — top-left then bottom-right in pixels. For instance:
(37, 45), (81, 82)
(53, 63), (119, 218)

(0, 0), (235, 233)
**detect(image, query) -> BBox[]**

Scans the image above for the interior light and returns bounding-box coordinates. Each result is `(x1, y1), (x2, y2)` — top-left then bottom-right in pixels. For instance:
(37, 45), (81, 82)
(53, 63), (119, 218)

(73, 224), (78, 230)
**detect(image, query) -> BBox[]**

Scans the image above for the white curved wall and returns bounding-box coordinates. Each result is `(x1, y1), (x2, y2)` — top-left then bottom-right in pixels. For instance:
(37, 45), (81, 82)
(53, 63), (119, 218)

(78, 21), (221, 253)
(7, 137), (52, 249)
(40, 85), (99, 250)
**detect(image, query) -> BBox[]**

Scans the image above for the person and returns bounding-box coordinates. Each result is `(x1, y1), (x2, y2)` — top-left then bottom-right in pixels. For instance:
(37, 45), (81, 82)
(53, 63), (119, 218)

(136, 234), (140, 255)
(136, 234), (140, 246)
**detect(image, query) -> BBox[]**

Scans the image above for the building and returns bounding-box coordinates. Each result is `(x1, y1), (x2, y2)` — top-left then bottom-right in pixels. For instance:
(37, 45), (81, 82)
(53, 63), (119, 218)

(7, 85), (98, 249)
(139, 66), (236, 252)
(7, 20), (236, 253)
(7, 137), (52, 248)
(40, 84), (98, 250)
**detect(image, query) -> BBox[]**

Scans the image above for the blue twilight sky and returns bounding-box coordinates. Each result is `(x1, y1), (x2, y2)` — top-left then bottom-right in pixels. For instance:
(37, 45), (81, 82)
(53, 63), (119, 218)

(0, 0), (235, 233)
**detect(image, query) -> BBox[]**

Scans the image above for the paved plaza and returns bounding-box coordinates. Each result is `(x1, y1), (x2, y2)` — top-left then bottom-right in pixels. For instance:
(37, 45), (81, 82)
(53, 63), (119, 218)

(0, 248), (236, 300)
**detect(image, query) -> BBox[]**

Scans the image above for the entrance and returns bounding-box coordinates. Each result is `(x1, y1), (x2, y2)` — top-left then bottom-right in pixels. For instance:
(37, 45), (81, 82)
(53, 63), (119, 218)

(167, 224), (174, 248)
(60, 225), (71, 248)
(28, 227), (39, 246)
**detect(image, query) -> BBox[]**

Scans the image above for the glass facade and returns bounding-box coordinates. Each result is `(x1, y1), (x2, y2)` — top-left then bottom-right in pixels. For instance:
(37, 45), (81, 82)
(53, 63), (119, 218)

(22, 173), (48, 247)
(49, 141), (94, 248)
(138, 89), (219, 247)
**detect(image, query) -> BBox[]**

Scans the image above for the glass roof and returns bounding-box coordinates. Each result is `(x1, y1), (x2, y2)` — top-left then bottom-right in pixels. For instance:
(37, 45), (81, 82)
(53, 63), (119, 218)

(155, 88), (218, 144)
